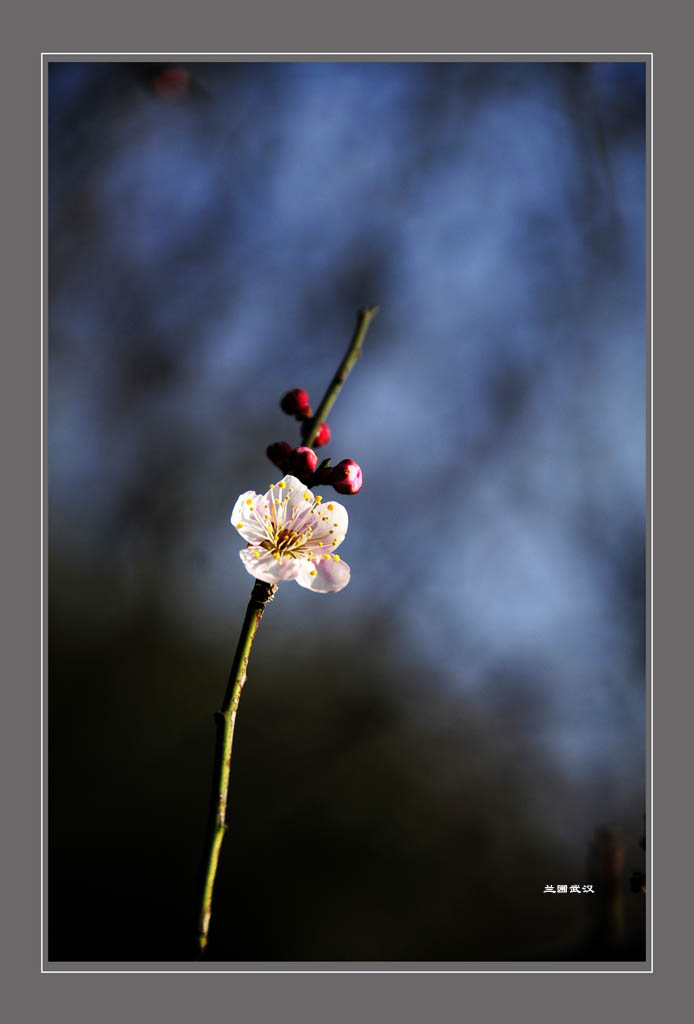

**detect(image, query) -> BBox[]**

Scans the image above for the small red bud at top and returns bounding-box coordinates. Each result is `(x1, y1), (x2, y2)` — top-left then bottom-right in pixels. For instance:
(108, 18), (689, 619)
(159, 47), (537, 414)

(288, 446), (318, 480)
(280, 388), (310, 416)
(329, 459), (363, 495)
(152, 67), (190, 99)
(266, 441), (292, 470)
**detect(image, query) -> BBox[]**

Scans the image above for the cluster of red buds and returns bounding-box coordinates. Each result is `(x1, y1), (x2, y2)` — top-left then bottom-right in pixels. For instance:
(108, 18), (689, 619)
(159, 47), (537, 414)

(267, 388), (363, 494)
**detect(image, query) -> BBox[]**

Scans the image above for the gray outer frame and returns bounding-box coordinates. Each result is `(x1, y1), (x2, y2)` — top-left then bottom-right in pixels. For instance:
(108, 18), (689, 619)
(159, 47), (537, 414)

(41, 49), (652, 975)
(5, 0), (685, 1015)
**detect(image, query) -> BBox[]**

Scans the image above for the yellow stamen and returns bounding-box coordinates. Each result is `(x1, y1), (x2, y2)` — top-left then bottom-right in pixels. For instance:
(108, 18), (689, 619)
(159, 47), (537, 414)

(252, 551), (261, 559)
(310, 570), (317, 576)
(327, 503), (334, 510)
(315, 495), (323, 503)
(304, 492), (311, 501)
(246, 499), (253, 505)
(236, 522), (243, 528)
(278, 481), (286, 488)
(332, 554), (340, 561)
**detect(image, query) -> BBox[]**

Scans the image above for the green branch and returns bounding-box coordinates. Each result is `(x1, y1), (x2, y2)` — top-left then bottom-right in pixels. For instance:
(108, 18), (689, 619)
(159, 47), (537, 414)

(302, 306), (379, 449)
(195, 579), (277, 959)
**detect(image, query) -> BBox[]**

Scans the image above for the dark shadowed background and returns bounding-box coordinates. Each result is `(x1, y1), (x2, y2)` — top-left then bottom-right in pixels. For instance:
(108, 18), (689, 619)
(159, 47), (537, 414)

(48, 59), (646, 963)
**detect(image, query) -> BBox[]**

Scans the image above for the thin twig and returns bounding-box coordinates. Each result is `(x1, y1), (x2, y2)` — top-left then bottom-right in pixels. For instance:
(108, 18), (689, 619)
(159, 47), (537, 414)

(302, 306), (379, 448)
(195, 579), (277, 959)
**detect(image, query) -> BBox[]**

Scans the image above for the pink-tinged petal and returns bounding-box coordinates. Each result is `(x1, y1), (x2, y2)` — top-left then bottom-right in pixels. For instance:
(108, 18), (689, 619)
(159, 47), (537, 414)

(277, 474), (313, 506)
(230, 490), (271, 543)
(263, 475), (314, 531)
(295, 556), (350, 593)
(240, 548), (301, 584)
(277, 479), (318, 530)
(310, 498), (348, 550)
(231, 490), (258, 524)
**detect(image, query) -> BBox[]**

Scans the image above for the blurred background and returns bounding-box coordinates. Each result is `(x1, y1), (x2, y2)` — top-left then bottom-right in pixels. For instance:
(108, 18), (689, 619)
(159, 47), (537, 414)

(48, 60), (646, 963)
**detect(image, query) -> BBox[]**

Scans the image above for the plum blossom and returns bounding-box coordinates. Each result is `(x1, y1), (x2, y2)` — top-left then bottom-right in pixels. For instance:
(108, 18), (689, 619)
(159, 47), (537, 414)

(231, 474), (350, 593)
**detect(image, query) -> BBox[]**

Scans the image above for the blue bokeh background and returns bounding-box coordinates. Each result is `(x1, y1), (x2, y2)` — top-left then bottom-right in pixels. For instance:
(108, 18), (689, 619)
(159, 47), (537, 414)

(48, 60), (646, 962)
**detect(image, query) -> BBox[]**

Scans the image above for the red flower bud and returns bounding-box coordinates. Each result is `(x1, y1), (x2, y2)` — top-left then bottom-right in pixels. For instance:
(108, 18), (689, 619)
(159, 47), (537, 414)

(294, 405), (313, 421)
(266, 441), (292, 470)
(329, 459), (363, 495)
(312, 422), (331, 447)
(280, 388), (310, 416)
(301, 419), (330, 445)
(288, 446), (318, 480)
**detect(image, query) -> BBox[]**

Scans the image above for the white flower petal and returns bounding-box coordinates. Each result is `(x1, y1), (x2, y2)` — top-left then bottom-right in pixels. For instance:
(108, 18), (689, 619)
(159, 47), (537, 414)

(277, 474), (312, 504)
(261, 476), (306, 532)
(311, 497), (348, 550)
(296, 556), (350, 593)
(267, 476), (313, 530)
(231, 490), (271, 543)
(240, 548), (301, 584)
